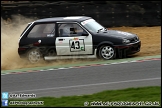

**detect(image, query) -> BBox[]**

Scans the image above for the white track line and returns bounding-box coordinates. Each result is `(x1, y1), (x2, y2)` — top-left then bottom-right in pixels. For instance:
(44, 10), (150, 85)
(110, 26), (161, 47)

(8, 77), (161, 93)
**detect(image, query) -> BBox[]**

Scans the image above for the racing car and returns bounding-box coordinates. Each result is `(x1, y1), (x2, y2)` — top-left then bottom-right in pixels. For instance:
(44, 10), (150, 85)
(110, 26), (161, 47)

(18, 16), (141, 63)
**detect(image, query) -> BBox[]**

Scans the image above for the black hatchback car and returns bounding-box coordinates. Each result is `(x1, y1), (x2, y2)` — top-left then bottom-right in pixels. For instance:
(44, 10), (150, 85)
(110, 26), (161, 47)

(18, 16), (141, 63)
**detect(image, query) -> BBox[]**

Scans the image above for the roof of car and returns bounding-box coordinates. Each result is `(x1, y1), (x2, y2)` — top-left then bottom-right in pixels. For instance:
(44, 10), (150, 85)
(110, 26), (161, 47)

(34, 16), (92, 23)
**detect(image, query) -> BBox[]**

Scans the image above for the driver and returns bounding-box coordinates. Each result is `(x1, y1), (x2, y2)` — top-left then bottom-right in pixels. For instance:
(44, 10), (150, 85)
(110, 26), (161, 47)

(62, 24), (73, 36)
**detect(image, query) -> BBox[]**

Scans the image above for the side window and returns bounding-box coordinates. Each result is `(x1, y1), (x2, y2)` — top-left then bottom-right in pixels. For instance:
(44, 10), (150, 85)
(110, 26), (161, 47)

(27, 23), (55, 38)
(58, 23), (87, 37)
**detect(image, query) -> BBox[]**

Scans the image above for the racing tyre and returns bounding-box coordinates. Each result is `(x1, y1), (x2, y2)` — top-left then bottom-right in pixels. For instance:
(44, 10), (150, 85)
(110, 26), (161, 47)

(98, 45), (115, 60)
(27, 48), (43, 63)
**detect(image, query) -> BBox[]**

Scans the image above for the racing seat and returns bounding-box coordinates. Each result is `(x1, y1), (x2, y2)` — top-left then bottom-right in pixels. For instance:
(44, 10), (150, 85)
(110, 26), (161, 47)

(59, 29), (63, 36)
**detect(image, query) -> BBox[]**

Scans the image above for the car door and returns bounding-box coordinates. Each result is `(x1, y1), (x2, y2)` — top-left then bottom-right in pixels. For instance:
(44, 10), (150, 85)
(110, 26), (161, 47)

(55, 23), (93, 55)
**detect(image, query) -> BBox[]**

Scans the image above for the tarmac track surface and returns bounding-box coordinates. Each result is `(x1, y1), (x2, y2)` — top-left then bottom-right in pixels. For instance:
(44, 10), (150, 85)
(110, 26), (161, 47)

(1, 59), (161, 98)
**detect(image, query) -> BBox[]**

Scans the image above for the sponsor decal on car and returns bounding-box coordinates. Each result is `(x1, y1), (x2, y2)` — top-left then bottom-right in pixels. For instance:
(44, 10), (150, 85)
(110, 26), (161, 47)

(73, 37), (79, 40)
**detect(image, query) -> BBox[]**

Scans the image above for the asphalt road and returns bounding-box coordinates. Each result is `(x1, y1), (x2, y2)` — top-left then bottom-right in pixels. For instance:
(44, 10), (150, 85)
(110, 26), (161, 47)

(1, 60), (161, 98)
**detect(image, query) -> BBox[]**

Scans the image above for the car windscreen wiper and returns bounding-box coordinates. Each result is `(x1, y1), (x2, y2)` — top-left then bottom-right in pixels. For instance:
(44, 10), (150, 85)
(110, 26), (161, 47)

(104, 27), (108, 31)
(97, 28), (103, 33)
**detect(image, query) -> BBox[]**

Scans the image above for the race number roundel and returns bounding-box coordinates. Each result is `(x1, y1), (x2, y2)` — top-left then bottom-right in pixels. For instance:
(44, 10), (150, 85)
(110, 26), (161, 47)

(69, 39), (85, 52)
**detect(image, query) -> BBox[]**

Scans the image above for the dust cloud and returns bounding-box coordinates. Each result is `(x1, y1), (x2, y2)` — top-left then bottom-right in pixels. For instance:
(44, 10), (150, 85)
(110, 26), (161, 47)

(1, 15), (96, 70)
(1, 15), (34, 70)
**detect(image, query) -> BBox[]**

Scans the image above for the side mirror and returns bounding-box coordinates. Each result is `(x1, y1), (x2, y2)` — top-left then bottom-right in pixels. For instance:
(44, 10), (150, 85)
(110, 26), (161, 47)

(104, 27), (108, 31)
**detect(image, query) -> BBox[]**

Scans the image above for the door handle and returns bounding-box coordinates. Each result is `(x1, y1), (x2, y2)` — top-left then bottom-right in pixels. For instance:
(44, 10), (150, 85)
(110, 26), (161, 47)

(58, 39), (64, 41)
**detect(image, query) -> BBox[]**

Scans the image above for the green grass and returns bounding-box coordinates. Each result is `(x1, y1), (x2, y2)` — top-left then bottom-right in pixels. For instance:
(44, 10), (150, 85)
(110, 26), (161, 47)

(7, 86), (161, 107)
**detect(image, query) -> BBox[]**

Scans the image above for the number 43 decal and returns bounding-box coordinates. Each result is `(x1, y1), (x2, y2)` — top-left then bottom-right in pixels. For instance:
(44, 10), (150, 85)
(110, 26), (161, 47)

(69, 39), (85, 52)
(71, 41), (80, 49)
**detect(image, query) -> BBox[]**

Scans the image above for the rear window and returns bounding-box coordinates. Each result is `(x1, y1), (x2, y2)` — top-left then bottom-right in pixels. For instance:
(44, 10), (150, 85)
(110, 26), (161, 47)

(27, 23), (55, 38)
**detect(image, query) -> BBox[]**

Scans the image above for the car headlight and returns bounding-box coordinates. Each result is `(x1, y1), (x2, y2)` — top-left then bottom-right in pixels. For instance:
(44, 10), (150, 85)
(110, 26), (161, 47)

(122, 39), (130, 44)
(136, 36), (139, 40)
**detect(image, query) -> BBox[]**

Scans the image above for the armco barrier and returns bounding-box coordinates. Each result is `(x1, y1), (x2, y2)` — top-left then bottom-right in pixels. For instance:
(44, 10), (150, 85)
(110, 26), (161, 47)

(1, 1), (161, 27)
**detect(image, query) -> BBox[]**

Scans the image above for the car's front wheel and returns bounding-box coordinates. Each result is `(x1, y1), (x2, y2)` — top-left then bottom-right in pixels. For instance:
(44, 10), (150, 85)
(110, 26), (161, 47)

(98, 45), (115, 60)
(27, 48), (43, 63)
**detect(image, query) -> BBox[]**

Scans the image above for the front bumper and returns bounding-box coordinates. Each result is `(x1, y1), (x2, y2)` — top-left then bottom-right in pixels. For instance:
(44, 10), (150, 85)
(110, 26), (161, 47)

(114, 41), (141, 57)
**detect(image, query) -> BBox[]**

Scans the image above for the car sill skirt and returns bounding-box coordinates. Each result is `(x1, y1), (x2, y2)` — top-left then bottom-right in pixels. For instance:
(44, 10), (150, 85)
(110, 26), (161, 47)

(44, 49), (97, 60)
(44, 55), (96, 60)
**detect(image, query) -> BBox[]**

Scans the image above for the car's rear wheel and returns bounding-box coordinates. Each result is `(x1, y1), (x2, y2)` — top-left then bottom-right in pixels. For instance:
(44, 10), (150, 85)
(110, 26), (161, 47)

(27, 48), (43, 63)
(98, 45), (115, 60)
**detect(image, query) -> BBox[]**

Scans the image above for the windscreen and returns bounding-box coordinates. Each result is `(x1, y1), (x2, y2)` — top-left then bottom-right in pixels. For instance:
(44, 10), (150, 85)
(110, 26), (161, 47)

(81, 19), (104, 33)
